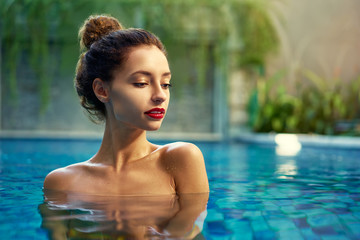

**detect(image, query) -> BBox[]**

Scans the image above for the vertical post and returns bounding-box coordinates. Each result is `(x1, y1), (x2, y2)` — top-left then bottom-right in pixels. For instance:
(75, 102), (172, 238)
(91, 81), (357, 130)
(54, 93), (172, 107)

(213, 58), (222, 137)
(213, 40), (229, 140)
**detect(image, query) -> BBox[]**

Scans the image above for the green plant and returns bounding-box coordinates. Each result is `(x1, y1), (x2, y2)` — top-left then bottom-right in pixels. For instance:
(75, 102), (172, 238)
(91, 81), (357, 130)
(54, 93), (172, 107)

(247, 69), (360, 135)
(1, 0), (281, 112)
(1, 0), (64, 111)
(248, 69), (301, 133)
(230, 0), (280, 73)
(298, 70), (360, 135)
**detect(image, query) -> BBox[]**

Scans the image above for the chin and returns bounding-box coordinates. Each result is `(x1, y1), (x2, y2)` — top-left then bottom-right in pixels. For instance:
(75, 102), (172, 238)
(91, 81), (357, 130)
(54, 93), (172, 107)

(145, 125), (162, 131)
(143, 122), (163, 131)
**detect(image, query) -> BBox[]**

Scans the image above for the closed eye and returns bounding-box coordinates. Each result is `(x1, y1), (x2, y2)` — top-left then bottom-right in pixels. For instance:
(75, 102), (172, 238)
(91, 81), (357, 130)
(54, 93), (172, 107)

(162, 83), (172, 89)
(133, 83), (148, 88)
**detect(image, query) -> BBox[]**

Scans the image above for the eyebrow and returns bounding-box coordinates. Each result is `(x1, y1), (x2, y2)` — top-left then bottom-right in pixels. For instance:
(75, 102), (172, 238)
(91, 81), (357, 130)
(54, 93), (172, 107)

(130, 70), (171, 78)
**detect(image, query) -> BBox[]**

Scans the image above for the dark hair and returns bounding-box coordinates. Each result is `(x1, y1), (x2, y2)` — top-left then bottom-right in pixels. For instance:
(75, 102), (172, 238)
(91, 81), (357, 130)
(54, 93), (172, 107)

(75, 14), (167, 123)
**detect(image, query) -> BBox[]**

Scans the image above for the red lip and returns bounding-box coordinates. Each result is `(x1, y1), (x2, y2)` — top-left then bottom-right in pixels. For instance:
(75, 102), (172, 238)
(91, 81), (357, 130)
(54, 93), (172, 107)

(144, 108), (166, 119)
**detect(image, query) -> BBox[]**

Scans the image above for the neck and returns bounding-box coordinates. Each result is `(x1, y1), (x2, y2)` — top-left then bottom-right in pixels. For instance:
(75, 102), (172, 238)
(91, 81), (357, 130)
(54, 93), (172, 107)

(94, 119), (153, 172)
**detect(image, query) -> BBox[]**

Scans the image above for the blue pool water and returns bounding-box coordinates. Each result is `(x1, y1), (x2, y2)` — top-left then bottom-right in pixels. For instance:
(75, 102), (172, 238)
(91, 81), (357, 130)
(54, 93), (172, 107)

(1, 138), (360, 239)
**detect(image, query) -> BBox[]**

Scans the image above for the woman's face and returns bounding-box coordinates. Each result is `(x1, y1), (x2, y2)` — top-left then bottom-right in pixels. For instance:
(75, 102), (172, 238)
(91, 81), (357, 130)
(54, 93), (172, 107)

(106, 45), (171, 131)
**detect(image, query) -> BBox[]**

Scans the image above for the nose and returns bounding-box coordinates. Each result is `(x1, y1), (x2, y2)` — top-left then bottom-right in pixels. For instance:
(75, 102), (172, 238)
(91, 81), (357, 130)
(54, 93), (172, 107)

(151, 85), (168, 104)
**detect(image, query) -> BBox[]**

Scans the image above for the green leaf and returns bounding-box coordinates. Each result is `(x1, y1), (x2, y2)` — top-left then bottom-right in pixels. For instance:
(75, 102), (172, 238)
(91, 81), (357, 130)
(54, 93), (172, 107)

(271, 118), (282, 132)
(302, 69), (327, 91)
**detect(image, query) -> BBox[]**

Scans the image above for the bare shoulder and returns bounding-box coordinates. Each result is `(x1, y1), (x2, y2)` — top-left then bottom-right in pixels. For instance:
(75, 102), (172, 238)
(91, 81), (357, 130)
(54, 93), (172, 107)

(161, 142), (209, 193)
(43, 163), (84, 192)
(161, 142), (205, 170)
(164, 142), (204, 160)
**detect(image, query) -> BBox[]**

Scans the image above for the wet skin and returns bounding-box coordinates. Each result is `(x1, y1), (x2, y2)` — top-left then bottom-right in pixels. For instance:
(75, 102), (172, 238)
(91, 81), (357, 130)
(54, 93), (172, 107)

(44, 45), (209, 196)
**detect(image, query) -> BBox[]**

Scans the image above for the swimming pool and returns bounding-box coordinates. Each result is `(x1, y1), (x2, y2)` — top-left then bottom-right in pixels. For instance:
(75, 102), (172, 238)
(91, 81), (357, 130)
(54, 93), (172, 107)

(1, 137), (360, 239)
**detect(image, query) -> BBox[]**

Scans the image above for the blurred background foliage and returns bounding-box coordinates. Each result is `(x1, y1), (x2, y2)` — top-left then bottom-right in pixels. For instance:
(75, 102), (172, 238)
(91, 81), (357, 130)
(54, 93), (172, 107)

(0, 0), (279, 111)
(247, 69), (360, 136)
(2, 0), (359, 136)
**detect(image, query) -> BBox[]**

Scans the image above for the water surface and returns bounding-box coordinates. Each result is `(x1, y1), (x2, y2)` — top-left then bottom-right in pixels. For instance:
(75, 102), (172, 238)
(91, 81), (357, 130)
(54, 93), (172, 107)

(1, 138), (360, 239)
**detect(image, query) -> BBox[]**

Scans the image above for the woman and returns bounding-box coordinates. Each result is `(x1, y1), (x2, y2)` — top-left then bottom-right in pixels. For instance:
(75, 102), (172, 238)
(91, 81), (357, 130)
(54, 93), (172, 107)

(44, 14), (209, 196)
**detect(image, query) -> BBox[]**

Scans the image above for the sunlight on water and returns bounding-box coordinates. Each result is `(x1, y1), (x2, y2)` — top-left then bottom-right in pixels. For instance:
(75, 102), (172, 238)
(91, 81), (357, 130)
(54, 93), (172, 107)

(1, 139), (360, 239)
(276, 159), (298, 179)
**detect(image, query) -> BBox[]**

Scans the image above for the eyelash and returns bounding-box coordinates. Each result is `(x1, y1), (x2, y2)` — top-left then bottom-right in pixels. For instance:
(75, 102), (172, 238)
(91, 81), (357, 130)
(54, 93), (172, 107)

(162, 83), (172, 89)
(133, 83), (147, 88)
(133, 83), (172, 89)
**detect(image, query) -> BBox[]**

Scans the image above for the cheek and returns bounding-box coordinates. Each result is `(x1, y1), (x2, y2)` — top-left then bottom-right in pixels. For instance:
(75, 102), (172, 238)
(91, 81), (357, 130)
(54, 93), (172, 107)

(165, 92), (170, 107)
(110, 90), (144, 113)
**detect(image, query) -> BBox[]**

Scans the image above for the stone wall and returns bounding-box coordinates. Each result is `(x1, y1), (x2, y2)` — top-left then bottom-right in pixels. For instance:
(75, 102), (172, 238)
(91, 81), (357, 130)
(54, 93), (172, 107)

(0, 44), (217, 138)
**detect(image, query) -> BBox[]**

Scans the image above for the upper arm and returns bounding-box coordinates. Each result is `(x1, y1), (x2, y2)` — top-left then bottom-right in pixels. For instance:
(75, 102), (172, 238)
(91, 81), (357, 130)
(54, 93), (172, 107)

(165, 142), (209, 193)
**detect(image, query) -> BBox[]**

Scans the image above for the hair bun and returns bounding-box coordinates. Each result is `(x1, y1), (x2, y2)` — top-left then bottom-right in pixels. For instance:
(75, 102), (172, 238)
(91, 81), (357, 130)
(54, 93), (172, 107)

(79, 15), (123, 50)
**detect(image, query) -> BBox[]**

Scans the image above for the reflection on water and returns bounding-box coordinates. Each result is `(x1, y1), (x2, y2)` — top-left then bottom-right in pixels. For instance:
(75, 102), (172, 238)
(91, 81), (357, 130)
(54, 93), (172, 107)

(39, 190), (208, 240)
(276, 159), (298, 179)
